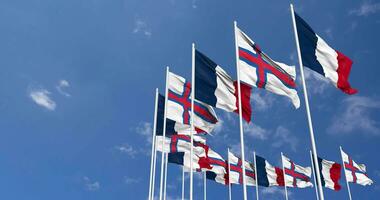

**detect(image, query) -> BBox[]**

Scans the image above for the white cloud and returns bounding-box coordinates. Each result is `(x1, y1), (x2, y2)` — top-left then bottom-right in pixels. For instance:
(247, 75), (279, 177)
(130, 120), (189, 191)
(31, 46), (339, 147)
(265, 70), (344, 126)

(261, 187), (291, 197)
(251, 92), (275, 111)
(29, 88), (56, 111)
(350, 1), (380, 16)
(136, 122), (153, 143)
(56, 79), (71, 97)
(328, 96), (380, 135)
(124, 177), (141, 184)
(302, 67), (330, 95)
(192, 0), (198, 9)
(244, 123), (269, 140)
(272, 126), (298, 152)
(212, 118), (224, 135)
(114, 143), (138, 158)
(83, 176), (100, 191)
(133, 19), (152, 37)
(324, 28), (333, 39)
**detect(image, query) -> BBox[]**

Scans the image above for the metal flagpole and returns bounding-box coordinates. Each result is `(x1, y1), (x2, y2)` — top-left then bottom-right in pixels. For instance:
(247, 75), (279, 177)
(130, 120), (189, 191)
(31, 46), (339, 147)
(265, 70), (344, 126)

(228, 148), (232, 200)
(290, 4), (325, 200)
(159, 67), (170, 200)
(233, 20), (248, 200)
(204, 171), (207, 200)
(253, 151), (259, 200)
(340, 146), (353, 200)
(190, 43), (195, 200)
(182, 167), (185, 200)
(163, 153), (168, 200)
(309, 151), (320, 200)
(152, 138), (158, 200)
(148, 89), (159, 200)
(281, 152), (289, 200)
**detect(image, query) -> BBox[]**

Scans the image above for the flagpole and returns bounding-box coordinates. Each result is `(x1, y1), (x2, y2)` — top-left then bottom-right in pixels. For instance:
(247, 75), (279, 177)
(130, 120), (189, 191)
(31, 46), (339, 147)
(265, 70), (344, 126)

(309, 150), (320, 200)
(182, 167), (185, 200)
(253, 151), (259, 200)
(290, 4), (325, 200)
(152, 135), (158, 200)
(163, 153), (168, 200)
(148, 88), (159, 200)
(233, 20), (248, 200)
(340, 146), (353, 200)
(159, 67), (170, 200)
(190, 42), (195, 200)
(228, 148), (232, 200)
(281, 152), (289, 200)
(204, 171), (207, 200)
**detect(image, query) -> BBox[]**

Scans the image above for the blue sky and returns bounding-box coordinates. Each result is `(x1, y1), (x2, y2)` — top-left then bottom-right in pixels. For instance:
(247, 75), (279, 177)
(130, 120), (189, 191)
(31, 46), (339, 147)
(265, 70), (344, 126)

(0, 0), (379, 199)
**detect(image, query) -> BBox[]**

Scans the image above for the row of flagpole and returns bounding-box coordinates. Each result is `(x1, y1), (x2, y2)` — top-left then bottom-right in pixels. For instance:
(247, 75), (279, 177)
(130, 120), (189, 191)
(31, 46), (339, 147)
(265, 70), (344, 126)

(147, 3), (363, 200)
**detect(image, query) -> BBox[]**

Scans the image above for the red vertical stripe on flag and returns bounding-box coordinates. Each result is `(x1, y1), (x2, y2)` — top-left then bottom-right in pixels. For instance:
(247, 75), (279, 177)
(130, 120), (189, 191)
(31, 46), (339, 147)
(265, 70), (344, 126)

(275, 167), (285, 186)
(233, 81), (252, 123)
(330, 163), (342, 191)
(336, 51), (358, 95)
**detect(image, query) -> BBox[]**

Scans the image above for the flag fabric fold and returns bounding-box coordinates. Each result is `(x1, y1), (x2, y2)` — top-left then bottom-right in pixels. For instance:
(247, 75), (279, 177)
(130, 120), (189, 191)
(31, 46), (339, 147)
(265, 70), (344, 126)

(255, 155), (285, 187)
(236, 27), (300, 108)
(316, 157), (342, 191)
(167, 72), (218, 133)
(340, 149), (373, 186)
(228, 151), (256, 186)
(282, 154), (313, 188)
(155, 135), (207, 157)
(195, 49), (252, 122)
(294, 12), (357, 95)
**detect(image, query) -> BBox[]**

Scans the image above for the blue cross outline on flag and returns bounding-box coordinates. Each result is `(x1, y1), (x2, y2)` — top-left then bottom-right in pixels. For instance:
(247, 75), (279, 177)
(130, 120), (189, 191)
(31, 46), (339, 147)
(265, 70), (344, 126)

(169, 135), (208, 154)
(344, 156), (370, 184)
(239, 44), (296, 90)
(284, 160), (311, 187)
(168, 82), (217, 125)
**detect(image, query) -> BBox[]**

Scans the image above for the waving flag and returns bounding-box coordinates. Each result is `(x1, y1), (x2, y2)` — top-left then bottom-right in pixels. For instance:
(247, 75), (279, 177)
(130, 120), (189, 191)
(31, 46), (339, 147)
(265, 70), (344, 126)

(156, 94), (204, 136)
(206, 171), (228, 185)
(294, 12), (357, 94)
(168, 152), (212, 171)
(195, 50), (252, 122)
(255, 155), (285, 187)
(316, 157), (342, 191)
(167, 72), (218, 133)
(155, 135), (207, 157)
(228, 151), (256, 186)
(236, 27), (300, 108)
(340, 148), (373, 186)
(282, 154), (313, 188)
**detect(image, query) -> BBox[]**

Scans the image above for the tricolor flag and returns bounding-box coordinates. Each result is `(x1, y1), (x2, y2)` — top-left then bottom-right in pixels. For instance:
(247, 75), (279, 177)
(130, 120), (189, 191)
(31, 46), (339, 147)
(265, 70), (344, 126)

(316, 157), (342, 191)
(228, 151), (256, 186)
(167, 72), (218, 133)
(168, 152), (212, 171)
(294, 12), (357, 94)
(236, 27), (300, 108)
(255, 155), (285, 187)
(206, 171), (228, 185)
(282, 154), (313, 188)
(195, 49), (252, 122)
(340, 148), (373, 186)
(156, 94), (204, 137)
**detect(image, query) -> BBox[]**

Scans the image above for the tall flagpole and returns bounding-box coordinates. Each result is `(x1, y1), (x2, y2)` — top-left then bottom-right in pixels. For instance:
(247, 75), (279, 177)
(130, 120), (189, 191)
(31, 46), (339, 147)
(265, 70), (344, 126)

(233, 20), (248, 200)
(253, 151), (259, 200)
(182, 167), (185, 200)
(228, 148), (232, 200)
(152, 136), (158, 200)
(148, 89), (159, 200)
(204, 172), (207, 200)
(163, 153), (168, 200)
(309, 151), (320, 200)
(290, 4), (325, 200)
(281, 152), (289, 200)
(340, 146), (353, 200)
(159, 67), (170, 200)
(190, 43), (195, 200)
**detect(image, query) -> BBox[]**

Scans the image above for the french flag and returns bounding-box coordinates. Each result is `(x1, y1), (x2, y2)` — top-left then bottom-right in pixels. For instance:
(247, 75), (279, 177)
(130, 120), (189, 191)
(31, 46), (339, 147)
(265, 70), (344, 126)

(168, 152), (212, 171)
(195, 50), (252, 122)
(295, 12), (357, 95)
(255, 155), (285, 187)
(316, 157), (342, 191)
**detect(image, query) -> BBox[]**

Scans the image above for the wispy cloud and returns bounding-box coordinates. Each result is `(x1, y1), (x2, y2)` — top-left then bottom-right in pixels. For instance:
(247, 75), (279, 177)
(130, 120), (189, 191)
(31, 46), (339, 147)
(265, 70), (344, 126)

(244, 123), (269, 140)
(261, 187), (291, 197)
(29, 88), (56, 111)
(124, 177), (141, 184)
(251, 92), (275, 111)
(136, 122), (153, 143)
(302, 67), (330, 95)
(272, 126), (298, 152)
(114, 143), (138, 158)
(83, 176), (100, 191)
(328, 96), (380, 135)
(132, 19), (152, 37)
(350, 1), (380, 16)
(191, 0), (198, 9)
(56, 79), (71, 97)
